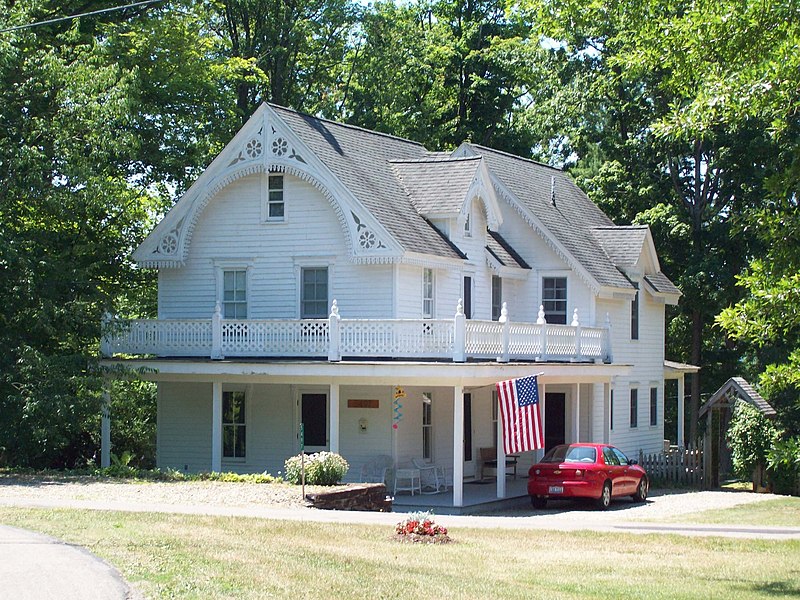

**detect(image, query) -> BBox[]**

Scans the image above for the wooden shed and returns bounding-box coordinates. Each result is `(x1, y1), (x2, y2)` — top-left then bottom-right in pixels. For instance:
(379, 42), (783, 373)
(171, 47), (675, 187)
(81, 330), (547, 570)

(700, 377), (776, 488)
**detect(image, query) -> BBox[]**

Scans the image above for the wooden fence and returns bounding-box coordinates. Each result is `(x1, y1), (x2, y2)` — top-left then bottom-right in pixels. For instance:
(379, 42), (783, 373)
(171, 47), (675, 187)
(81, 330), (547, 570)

(639, 445), (704, 487)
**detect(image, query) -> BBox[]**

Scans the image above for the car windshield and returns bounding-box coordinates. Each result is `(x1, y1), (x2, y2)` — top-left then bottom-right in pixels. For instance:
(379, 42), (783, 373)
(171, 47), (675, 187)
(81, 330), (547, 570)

(541, 445), (597, 463)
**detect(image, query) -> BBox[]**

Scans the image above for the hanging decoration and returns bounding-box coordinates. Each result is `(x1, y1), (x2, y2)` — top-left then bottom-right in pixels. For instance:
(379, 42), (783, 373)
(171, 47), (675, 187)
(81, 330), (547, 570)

(392, 386), (406, 429)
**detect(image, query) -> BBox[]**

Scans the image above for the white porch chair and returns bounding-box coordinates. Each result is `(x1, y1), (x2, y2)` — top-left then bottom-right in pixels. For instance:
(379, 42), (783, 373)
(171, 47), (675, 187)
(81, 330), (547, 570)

(411, 458), (448, 494)
(359, 455), (394, 488)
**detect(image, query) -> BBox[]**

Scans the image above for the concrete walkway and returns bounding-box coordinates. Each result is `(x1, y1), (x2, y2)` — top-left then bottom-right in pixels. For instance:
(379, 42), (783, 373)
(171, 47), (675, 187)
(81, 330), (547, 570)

(0, 525), (138, 600)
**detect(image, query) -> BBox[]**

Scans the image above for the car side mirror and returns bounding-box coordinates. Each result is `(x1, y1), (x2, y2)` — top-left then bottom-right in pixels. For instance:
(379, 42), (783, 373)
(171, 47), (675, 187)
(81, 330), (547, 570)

(628, 459), (637, 465)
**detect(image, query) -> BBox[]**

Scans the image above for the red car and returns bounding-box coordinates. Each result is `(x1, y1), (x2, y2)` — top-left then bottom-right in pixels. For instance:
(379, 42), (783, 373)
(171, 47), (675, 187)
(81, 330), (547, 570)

(528, 443), (649, 509)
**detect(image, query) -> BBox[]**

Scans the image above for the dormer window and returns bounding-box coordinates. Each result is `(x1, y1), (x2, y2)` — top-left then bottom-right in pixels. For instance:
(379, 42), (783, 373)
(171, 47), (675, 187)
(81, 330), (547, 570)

(463, 212), (472, 237)
(267, 174), (284, 221)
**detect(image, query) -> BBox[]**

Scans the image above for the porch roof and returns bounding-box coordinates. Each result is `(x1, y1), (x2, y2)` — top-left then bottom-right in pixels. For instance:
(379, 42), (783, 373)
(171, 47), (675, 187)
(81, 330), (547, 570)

(101, 357), (630, 386)
(664, 360), (700, 379)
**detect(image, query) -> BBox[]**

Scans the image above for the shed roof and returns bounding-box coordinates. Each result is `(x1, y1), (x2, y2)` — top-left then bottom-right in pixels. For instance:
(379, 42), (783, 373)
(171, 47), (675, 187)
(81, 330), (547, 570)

(700, 377), (776, 418)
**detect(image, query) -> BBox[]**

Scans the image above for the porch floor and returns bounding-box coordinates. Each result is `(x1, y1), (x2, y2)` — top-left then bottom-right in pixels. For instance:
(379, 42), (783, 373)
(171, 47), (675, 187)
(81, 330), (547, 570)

(391, 476), (530, 515)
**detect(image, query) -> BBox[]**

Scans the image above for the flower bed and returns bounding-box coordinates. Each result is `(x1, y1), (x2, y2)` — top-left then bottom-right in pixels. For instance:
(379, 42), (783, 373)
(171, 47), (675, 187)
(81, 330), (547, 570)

(393, 511), (452, 544)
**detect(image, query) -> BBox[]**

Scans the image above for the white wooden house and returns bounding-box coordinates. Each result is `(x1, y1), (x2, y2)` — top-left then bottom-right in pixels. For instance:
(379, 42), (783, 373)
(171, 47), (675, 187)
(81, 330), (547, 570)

(101, 104), (690, 507)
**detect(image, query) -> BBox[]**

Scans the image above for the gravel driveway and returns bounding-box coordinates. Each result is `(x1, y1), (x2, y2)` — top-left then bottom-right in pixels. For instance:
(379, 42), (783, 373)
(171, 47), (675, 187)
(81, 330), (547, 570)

(0, 474), (782, 530)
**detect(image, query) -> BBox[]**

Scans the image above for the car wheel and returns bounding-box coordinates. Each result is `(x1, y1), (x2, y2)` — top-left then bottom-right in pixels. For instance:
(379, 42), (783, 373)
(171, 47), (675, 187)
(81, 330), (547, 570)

(531, 496), (547, 509)
(633, 477), (648, 502)
(596, 482), (611, 510)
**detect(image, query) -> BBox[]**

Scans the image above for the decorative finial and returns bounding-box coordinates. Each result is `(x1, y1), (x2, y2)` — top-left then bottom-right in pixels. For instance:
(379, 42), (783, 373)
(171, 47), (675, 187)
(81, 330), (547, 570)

(571, 308), (580, 327)
(330, 299), (339, 317)
(456, 298), (464, 317)
(537, 305), (546, 324)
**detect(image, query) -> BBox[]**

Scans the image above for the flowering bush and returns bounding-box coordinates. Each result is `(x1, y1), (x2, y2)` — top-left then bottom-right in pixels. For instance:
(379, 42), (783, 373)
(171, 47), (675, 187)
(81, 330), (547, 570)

(394, 511), (451, 543)
(284, 451), (349, 485)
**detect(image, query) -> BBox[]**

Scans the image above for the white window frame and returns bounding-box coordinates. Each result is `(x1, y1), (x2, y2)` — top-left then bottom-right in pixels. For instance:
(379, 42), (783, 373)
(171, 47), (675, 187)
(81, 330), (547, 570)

(422, 392), (433, 460)
(491, 275), (502, 321)
(631, 283), (640, 340)
(422, 268), (435, 318)
(215, 260), (253, 319)
(542, 276), (568, 324)
(222, 388), (247, 460)
(630, 388), (639, 429)
(261, 172), (286, 223)
(650, 386), (658, 427)
(300, 266), (329, 319)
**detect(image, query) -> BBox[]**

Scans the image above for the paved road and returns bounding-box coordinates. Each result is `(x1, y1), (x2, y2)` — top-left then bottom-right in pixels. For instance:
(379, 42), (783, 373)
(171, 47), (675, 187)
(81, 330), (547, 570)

(0, 525), (138, 600)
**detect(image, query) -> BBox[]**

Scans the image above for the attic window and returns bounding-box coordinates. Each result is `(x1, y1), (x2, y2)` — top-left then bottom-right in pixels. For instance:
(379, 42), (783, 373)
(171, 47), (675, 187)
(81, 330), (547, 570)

(267, 174), (284, 221)
(464, 212), (472, 237)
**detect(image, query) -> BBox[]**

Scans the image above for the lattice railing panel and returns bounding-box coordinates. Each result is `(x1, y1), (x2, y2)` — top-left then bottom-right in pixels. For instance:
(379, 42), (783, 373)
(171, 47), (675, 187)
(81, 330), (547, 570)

(105, 319), (212, 356)
(465, 320), (503, 356)
(340, 320), (453, 357)
(221, 320), (329, 356)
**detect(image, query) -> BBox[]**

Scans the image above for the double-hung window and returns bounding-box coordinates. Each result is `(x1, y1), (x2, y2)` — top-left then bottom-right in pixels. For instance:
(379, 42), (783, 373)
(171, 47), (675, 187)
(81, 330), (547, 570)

(631, 283), (640, 340)
(630, 389), (638, 428)
(492, 276), (502, 321)
(301, 267), (328, 318)
(542, 277), (567, 324)
(223, 391), (246, 458)
(422, 268), (435, 318)
(650, 387), (658, 426)
(422, 392), (433, 460)
(267, 174), (284, 221)
(223, 270), (247, 319)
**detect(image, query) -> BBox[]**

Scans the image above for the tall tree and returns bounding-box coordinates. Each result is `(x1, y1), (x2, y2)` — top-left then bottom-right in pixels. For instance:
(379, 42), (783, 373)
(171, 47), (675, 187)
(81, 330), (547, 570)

(523, 0), (782, 443)
(210, 0), (360, 122)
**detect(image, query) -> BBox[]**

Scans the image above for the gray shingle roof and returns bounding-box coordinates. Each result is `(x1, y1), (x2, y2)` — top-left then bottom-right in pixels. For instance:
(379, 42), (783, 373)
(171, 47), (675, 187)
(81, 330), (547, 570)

(462, 144), (634, 290)
(390, 156), (482, 216)
(591, 226), (649, 268)
(486, 230), (530, 270)
(644, 272), (681, 296)
(270, 106), (673, 294)
(271, 105), (463, 260)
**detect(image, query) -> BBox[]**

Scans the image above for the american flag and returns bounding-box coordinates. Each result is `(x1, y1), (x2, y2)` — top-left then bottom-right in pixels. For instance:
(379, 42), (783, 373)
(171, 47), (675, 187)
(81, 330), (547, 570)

(496, 375), (544, 454)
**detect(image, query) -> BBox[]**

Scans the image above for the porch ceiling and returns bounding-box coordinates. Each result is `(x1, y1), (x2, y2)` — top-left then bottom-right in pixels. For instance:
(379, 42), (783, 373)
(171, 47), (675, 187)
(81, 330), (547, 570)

(101, 358), (631, 386)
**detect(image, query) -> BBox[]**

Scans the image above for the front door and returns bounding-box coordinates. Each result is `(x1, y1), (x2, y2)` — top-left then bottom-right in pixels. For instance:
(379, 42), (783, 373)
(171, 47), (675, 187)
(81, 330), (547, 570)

(301, 393), (328, 453)
(545, 392), (566, 451)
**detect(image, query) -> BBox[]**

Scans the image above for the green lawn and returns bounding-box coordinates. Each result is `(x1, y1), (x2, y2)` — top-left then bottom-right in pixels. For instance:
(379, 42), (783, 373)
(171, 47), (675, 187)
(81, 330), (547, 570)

(659, 496), (800, 527)
(1, 507), (799, 599)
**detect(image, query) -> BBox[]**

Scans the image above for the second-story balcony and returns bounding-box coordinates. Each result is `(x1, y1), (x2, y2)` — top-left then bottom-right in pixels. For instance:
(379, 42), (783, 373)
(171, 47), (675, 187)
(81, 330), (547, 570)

(101, 301), (613, 364)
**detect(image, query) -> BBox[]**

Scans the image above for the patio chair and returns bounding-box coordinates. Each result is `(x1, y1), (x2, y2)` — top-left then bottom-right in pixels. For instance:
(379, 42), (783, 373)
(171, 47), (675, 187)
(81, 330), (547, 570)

(359, 455), (394, 488)
(411, 458), (448, 494)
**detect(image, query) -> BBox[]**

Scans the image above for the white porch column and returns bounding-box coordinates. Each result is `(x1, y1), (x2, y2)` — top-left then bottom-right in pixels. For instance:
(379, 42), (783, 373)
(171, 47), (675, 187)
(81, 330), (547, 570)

(677, 376), (685, 447)
(537, 381), (546, 461)
(101, 382), (111, 469)
(603, 383), (611, 444)
(591, 383), (605, 443)
(452, 385), (465, 507)
(496, 417), (506, 498)
(329, 383), (340, 454)
(212, 381), (222, 472)
(573, 383), (581, 442)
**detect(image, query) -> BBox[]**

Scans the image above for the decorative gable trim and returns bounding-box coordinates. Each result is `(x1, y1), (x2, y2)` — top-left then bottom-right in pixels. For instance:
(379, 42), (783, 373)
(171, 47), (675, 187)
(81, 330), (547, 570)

(453, 143), (605, 295)
(134, 104), (403, 268)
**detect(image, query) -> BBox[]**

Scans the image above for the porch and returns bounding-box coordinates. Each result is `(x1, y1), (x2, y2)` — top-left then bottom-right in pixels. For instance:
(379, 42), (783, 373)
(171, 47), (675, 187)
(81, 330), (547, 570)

(101, 300), (613, 364)
(392, 476), (530, 515)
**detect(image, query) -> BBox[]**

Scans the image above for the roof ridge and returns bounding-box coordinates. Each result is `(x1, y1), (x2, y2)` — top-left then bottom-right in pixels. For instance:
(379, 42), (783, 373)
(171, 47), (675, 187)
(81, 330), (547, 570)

(466, 143), (564, 172)
(268, 103), (427, 150)
(592, 225), (649, 231)
(388, 156), (482, 164)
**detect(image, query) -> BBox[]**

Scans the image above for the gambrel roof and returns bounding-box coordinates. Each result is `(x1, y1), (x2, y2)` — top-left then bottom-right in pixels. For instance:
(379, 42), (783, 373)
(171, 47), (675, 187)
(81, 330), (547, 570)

(134, 104), (679, 301)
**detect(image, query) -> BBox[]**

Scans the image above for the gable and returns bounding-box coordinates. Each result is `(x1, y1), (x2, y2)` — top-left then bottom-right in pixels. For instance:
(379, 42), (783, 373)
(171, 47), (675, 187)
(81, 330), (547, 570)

(134, 105), (463, 269)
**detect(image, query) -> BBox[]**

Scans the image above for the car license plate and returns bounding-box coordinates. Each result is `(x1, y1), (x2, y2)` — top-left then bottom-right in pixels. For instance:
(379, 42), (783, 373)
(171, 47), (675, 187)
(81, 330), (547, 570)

(548, 486), (563, 494)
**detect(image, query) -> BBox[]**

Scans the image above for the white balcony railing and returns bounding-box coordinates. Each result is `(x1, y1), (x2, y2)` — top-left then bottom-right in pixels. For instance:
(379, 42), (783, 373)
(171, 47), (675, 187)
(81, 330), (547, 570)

(102, 301), (613, 363)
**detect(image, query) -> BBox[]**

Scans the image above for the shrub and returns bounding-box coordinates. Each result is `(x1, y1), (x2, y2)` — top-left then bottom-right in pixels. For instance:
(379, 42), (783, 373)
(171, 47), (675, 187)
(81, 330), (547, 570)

(767, 437), (800, 495)
(727, 401), (777, 480)
(283, 452), (349, 485)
